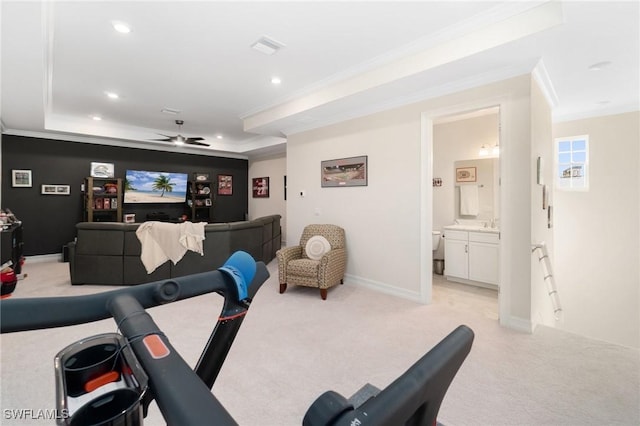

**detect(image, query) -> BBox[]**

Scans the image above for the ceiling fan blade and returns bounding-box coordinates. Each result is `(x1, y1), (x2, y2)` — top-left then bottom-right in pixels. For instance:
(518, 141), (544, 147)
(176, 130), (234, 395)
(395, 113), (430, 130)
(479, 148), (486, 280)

(186, 139), (210, 146)
(149, 137), (173, 142)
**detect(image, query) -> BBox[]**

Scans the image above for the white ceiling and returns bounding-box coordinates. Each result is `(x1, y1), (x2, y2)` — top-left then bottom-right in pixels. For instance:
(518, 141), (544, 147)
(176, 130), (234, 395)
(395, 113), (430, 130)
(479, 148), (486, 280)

(2, 1), (638, 159)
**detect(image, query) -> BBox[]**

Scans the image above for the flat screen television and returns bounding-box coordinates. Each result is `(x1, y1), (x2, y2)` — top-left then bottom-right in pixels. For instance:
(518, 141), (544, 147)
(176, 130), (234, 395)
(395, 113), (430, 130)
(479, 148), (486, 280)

(124, 170), (188, 204)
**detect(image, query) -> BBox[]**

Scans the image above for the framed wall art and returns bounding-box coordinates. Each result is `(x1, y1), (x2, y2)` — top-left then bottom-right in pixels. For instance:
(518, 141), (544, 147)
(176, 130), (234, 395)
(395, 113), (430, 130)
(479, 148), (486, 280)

(456, 167), (477, 183)
(41, 184), (70, 195)
(217, 175), (233, 195)
(12, 170), (32, 187)
(321, 155), (367, 187)
(252, 177), (269, 198)
(194, 172), (210, 182)
(90, 162), (115, 178)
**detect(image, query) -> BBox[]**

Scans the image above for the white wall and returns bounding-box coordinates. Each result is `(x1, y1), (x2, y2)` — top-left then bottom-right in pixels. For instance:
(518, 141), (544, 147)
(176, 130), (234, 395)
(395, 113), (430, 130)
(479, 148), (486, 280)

(248, 154), (287, 243)
(553, 112), (639, 348)
(530, 78), (557, 327)
(287, 76), (538, 331)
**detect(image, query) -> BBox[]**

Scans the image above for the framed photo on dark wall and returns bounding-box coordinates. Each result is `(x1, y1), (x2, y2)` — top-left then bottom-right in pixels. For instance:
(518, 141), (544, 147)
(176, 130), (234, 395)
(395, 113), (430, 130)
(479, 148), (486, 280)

(252, 177), (269, 198)
(12, 169), (32, 187)
(217, 174), (233, 195)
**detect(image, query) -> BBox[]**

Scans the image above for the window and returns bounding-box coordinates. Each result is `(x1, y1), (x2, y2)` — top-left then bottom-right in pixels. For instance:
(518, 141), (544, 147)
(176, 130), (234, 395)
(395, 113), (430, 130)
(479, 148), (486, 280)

(555, 135), (589, 191)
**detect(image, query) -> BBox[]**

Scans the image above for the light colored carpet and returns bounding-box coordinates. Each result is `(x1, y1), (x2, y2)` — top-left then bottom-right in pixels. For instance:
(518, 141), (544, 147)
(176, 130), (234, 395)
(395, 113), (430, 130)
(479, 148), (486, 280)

(1, 258), (638, 426)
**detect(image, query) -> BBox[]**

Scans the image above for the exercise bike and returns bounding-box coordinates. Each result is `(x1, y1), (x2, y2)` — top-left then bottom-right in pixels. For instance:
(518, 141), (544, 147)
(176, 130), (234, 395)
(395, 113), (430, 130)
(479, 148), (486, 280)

(1, 251), (474, 425)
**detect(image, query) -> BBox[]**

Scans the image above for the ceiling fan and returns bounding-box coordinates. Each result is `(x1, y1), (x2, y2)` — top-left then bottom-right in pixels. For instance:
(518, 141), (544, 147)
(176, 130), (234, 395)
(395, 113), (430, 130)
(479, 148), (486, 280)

(151, 120), (209, 147)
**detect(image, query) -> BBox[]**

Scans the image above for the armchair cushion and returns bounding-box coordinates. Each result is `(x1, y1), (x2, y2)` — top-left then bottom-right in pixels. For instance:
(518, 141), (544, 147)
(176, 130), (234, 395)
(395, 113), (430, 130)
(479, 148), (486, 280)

(305, 235), (331, 260)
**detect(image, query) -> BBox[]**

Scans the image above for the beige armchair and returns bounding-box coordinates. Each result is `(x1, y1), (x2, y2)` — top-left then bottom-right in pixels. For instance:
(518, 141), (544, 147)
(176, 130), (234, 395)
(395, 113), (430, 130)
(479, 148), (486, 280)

(276, 224), (346, 300)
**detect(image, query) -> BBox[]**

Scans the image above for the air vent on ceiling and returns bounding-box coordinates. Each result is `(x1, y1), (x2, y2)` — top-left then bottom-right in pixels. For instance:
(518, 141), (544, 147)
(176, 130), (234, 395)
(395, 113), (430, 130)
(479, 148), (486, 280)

(161, 107), (181, 115)
(251, 36), (285, 55)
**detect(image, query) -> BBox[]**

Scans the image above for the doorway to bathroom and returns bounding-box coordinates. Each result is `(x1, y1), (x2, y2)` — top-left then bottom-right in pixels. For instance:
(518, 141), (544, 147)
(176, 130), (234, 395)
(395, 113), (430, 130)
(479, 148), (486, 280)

(427, 105), (501, 320)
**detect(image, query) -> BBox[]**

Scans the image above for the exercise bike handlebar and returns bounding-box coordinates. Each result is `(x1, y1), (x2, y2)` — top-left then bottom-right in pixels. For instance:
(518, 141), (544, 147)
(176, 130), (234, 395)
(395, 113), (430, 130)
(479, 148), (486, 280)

(0, 262), (269, 333)
(108, 293), (238, 425)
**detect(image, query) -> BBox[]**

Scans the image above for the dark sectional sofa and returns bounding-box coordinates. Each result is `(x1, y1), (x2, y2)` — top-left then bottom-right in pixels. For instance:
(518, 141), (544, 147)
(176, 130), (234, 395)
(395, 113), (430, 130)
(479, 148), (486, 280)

(68, 215), (281, 285)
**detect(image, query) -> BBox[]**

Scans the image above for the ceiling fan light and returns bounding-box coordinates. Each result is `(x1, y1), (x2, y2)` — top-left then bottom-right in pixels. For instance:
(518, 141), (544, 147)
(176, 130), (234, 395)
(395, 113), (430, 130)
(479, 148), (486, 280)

(174, 135), (185, 145)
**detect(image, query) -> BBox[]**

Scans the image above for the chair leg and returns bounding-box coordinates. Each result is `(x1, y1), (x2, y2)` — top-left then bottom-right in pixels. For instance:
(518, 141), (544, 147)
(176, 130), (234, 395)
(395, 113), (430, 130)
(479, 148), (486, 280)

(340, 278), (344, 284)
(280, 283), (287, 294)
(320, 288), (327, 300)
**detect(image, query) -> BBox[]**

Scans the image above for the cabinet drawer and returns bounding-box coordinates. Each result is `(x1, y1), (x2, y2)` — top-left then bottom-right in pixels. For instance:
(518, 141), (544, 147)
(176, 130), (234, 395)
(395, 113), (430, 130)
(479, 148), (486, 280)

(444, 230), (468, 241)
(469, 232), (499, 244)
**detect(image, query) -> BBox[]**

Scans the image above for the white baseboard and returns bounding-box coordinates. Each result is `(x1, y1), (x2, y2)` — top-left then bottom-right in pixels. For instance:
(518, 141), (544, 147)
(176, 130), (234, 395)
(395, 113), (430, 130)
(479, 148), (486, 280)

(501, 315), (535, 334)
(25, 253), (63, 263)
(345, 273), (425, 304)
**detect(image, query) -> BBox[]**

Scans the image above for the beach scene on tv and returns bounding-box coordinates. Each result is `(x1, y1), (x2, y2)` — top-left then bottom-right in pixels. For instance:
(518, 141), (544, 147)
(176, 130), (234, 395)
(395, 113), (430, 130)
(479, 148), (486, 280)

(124, 170), (188, 203)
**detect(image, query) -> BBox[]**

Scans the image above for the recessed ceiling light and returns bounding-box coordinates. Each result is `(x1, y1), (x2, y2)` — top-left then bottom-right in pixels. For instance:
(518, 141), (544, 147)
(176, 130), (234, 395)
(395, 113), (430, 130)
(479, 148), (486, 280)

(91, 115), (102, 121)
(216, 135), (223, 139)
(112, 21), (131, 34)
(596, 100), (610, 106)
(105, 91), (119, 99)
(251, 36), (285, 55)
(588, 61), (612, 71)
(271, 77), (282, 85)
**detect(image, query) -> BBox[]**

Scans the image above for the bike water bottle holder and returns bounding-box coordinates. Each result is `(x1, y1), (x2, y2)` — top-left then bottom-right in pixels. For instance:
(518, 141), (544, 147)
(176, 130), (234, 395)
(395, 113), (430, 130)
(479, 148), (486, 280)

(54, 333), (149, 426)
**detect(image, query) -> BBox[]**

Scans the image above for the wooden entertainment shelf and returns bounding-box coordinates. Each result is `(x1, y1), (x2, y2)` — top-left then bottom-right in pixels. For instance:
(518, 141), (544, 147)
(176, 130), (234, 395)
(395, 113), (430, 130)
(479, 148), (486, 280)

(83, 177), (123, 222)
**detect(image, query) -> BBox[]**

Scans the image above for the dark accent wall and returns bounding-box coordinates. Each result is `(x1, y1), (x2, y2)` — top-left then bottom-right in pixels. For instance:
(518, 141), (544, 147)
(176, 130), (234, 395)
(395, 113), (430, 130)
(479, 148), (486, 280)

(2, 135), (248, 256)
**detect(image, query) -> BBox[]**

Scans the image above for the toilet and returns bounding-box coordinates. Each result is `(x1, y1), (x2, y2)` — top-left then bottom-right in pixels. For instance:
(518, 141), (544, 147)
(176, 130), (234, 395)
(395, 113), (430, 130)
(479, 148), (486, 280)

(432, 231), (444, 275)
(432, 231), (441, 251)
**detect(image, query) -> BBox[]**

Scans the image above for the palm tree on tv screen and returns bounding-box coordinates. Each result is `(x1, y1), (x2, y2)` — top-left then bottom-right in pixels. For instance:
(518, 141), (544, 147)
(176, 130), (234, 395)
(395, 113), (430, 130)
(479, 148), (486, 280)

(124, 178), (135, 191)
(152, 175), (175, 197)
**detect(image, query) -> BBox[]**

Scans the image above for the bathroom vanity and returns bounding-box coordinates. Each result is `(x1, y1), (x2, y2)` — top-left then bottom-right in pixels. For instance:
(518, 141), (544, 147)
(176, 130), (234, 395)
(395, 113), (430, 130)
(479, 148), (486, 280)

(443, 224), (499, 289)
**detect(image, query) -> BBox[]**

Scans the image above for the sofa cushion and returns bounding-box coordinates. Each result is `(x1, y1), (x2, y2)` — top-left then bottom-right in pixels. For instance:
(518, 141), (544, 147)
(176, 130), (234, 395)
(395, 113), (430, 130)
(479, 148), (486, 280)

(123, 257), (170, 285)
(228, 221), (263, 261)
(76, 227), (124, 256)
(74, 255), (123, 285)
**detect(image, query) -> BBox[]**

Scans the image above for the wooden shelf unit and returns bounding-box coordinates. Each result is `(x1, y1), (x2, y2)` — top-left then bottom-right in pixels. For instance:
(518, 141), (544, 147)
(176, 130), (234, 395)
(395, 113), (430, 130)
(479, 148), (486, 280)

(84, 177), (123, 222)
(187, 180), (213, 222)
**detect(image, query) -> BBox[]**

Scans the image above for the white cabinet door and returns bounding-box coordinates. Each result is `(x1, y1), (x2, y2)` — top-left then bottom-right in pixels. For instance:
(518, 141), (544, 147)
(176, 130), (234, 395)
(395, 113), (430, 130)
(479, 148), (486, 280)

(468, 241), (499, 284)
(444, 238), (468, 279)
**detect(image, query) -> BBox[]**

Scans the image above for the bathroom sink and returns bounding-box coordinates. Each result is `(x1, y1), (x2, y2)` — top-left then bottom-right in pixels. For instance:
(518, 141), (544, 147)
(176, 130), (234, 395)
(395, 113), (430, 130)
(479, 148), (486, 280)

(443, 224), (499, 233)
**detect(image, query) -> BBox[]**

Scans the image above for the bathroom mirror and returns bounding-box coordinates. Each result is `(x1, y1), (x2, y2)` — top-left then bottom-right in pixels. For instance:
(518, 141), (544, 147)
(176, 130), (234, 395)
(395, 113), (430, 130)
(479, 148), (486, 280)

(454, 158), (499, 221)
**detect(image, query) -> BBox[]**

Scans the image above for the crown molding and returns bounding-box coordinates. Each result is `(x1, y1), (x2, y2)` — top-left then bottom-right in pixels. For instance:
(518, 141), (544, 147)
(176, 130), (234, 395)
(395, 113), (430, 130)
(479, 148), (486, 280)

(2, 129), (249, 160)
(532, 59), (559, 109)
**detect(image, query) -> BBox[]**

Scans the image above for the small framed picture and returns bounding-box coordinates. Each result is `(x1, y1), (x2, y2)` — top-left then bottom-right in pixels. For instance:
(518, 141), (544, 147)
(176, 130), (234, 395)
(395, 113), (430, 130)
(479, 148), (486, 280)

(41, 184), (70, 195)
(252, 177), (270, 198)
(12, 170), (32, 187)
(456, 167), (476, 183)
(536, 157), (544, 185)
(321, 155), (368, 188)
(91, 162), (115, 178)
(217, 175), (233, 195)
(205, 198), (212, 206)
(194, 172), (210, 182)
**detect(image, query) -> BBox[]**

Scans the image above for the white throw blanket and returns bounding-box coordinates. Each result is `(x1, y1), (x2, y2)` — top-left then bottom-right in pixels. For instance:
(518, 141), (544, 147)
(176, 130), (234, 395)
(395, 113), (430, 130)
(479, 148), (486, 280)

(136, 221), (206, 274)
